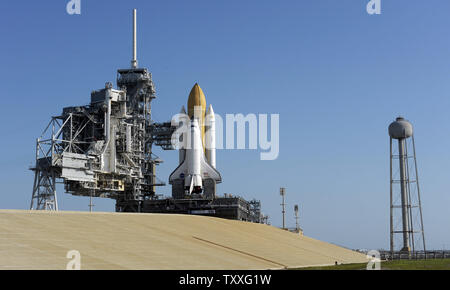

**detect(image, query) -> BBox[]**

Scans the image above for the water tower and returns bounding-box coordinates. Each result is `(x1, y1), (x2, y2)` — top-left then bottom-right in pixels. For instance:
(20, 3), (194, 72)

(388, 117), (426, 255)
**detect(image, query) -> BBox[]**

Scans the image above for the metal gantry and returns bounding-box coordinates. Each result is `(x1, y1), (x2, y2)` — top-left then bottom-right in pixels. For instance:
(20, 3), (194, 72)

(30, 117), (66, 210)
(30, 10), (178, 212)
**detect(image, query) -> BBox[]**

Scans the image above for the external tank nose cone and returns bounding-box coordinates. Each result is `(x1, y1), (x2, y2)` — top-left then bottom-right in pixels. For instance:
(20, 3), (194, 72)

(187, 83), (207, 119)
(187, 83), (207, 150)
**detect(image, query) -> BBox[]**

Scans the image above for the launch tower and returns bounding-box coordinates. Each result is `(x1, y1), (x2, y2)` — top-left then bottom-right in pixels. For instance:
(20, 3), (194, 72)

(30, 9), (175, 212)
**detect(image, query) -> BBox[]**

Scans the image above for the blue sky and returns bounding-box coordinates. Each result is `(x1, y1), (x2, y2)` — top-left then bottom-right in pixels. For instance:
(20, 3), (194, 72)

(1, 0), (450, 251)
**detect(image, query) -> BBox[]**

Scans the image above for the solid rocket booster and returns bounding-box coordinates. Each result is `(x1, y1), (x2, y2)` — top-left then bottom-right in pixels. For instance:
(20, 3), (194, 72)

(205, 104), (216, 168)
(179, 106), (187, 164)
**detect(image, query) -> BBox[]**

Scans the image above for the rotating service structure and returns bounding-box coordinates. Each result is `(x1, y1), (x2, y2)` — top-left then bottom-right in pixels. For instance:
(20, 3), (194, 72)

(30, 10), (175, 212)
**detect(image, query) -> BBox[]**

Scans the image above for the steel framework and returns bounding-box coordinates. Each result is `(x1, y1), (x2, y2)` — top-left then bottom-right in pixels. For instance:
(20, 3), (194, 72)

(390, 134), (426, 255)
(30, 75), (175, 211)
(30, 116), (66, 210)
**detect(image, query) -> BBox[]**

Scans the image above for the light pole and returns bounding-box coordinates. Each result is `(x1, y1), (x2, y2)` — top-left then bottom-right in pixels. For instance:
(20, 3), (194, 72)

(280, 187), (286, 229)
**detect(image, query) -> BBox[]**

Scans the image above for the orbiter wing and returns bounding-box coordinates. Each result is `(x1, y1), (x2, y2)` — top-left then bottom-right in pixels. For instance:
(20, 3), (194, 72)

(168, 159), (187, 184)
(199, 154), (222, 183)
(168, 153), (221, 184)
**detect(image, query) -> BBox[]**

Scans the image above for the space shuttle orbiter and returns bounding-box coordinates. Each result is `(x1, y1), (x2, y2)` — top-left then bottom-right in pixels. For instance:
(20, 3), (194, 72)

(169, 83), (221, 197)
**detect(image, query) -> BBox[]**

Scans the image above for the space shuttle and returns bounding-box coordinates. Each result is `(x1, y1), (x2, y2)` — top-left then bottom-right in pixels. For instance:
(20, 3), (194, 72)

(169, 83), (221, 197)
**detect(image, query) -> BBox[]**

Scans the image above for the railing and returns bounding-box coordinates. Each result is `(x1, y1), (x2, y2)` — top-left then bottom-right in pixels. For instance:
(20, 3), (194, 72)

(379, 250), (450, 260)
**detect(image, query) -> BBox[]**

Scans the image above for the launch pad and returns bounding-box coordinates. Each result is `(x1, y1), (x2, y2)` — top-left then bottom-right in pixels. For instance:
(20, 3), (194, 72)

(29, 9), (266, 223)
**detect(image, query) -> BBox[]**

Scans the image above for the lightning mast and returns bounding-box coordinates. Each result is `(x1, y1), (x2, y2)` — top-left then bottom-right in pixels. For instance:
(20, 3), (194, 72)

(131, 8), (137, 69)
